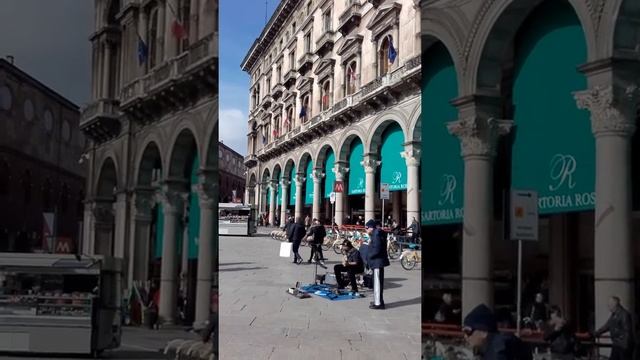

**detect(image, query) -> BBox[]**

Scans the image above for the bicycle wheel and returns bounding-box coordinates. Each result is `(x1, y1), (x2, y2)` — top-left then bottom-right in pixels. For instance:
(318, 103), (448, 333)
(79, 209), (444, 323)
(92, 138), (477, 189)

(388, 242), (401, 260)
(401, 255), (416, 270)
(321, 239), (331, 251)
(333, 241), (342, 254)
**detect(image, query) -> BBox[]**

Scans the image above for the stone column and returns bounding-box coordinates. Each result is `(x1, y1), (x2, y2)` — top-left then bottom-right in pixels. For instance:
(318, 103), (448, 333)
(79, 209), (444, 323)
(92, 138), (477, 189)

(194, 169), (217, 328)
(448, 116), (512, 317)
(164, 0), (178, 58)
(131, 189), (154, 283)
(113, 191), (129, 259)
(312, 169), (324, 221)
(333, 163), (349, 226)
(402, 145), (421, 226)
(268, 180), (277, 226)
(158, 181), (186, 324)
(280, 179), (290, 224)
(294, 174), (304, 220)
(82, 200), (94, 255)
(362, 155), (380, 221)
(92, 199), (115, 256)
(575, 85), (639, 330)
(102, 41), (111, 98)
(260, 184), (268, 214)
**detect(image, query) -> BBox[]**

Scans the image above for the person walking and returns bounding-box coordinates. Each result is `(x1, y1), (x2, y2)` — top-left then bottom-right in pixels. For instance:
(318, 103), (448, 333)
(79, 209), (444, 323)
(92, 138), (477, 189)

(288, 217), (306, 264)
(463, 304), (532, 360)
(592, 296), (634, 360)
(304, 215), (311, 230)
(306, 218), (326, 264)
(527, 293), (549, 330)
(435, 292), (461, 324)
(366, 220), (389, 310)
(333, 240), (364, 295)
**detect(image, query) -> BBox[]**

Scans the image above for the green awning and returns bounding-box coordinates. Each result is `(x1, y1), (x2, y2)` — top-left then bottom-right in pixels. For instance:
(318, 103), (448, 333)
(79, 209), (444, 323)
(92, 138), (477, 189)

(348, 139), (365, 195)
(154, 204), (164, 259)
(276, 172), (282, 205)
(380, 124), (406, 191)
(187, 155), (200, 259)
(289, 165), (296, 206)
(421, 42), (463, 225)
(305, 161), (313, 205)
(511, 1), (593, 214)
(266, 183), (271, 204)
(324, 150), (335, 198)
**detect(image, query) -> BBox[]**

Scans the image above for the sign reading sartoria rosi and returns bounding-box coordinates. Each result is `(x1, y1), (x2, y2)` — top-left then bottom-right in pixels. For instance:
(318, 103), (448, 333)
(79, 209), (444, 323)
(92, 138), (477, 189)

(422, 173), (464, 224)
(536, 153), (595, 212)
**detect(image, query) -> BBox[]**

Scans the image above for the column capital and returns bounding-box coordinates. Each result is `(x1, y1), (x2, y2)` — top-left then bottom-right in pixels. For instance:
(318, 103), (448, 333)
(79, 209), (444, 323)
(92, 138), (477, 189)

(361, 157), (381, 174)
(158, 182), (188, 215)
(447, 116), (513, 159)
(312, 169), (325, 183)
(92, 201), (114, 224)
(332, 163), (349, 180)
(133, 187), (155, 216)
(294, 174), (306, 186)
(196, 183), (217, 210)
(574, 85), (639, 138)
(280, 178), (291, 187)
(401, 148), (421, 167)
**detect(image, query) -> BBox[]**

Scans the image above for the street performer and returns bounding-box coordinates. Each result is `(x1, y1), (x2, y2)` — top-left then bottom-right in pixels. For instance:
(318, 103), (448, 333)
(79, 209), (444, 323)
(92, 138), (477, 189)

(333, 240), (364, 295)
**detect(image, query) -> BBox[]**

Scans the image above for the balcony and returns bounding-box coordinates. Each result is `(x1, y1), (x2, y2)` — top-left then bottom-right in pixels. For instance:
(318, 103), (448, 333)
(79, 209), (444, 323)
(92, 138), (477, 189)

(283, 69), (298, 89)
(271, 83), (285, 100)
(261, 94), (273, 109)
(315, 31), (336, 57)
(338, 1), (362, 35)
(244, 154), (258, 167)
(367, 0), (383, 6)
(119, 33), (217, 121)
(80, 99), (121, 143)
(297, 52), (314, 75)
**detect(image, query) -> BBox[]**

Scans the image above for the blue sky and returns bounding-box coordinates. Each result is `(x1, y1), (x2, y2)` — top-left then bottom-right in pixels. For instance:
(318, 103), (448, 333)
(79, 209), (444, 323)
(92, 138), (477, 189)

(220, 0), (279, 155)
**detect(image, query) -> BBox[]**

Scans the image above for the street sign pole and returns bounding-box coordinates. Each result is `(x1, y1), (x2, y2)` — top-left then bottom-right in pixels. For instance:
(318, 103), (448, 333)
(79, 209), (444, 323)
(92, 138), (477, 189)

(517, 238), (522, 336)
(382, 199), (384, 226)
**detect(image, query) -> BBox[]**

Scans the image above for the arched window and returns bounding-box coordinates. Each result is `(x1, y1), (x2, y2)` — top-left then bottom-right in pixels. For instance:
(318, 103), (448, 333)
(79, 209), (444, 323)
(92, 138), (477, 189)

(285, 106), (293, 132)
(301, 94), (311, 123)
(42, 178), (52, 211)
(266, 77), (271, 93)
(346, 61), (357, 95)
(148, 8), (159, 69)
(273, 116), (280, 139)
(321, 80), (331, 111)
(378, 36), (392, 76)
(0, 160), (9, 195)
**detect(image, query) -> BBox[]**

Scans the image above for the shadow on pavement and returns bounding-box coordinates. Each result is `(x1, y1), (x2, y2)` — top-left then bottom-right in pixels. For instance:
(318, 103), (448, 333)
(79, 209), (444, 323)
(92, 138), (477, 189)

(219, 262), (254, 266)
(105, 350), (168, 359)
(218, 266), (266, 272)
(385, 296), (422, 309)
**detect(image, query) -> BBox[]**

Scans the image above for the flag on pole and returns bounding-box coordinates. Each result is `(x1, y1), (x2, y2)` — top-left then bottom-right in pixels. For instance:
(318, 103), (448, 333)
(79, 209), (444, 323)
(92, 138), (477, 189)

(272, 128), (278, 138)
(322, 95), (329, 108)
(299, 106), (307, 121)
(388, 35), (397, 64)
(137, 34), (149, 65)
(348, 67), (357, 81)
(262, 133), (267, 144)
(167, 1), (188, 40)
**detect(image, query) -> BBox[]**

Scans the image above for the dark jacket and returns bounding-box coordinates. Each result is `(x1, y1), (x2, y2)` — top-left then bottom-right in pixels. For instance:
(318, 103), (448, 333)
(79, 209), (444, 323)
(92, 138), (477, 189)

(289, 223), (306, 245)
(367, 228), (390, 269)
(285, 221), (295, 242)
(307, 224), (326, 244)
(596, 306), (634, 349)
(543, 321), (575, 355)
(479, 332), (532, 360)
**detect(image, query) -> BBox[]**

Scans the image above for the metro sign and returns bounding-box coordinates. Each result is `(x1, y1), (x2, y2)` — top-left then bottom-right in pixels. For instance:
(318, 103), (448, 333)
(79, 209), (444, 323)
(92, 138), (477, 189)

(333, 181), (344, 193)
(55, 237), (74, 254)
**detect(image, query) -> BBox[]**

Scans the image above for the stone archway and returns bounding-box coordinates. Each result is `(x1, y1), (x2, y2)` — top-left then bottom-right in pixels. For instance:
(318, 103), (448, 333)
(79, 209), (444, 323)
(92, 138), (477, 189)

(94, 157), (117, 256)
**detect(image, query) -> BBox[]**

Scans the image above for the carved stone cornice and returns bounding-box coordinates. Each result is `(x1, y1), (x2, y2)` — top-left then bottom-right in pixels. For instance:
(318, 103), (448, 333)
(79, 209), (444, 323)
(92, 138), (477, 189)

(447, 117), (513, 158)
(574, 85), (639, 138)
(401, 148), (421, 167)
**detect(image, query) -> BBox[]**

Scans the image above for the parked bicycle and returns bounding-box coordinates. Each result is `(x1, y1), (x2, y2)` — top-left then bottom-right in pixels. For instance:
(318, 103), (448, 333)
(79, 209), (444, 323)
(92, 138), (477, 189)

(400, 243), (421, 270)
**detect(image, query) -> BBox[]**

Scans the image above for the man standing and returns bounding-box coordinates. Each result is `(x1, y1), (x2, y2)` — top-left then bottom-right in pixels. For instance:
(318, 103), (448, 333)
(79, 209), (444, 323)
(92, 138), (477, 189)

(593, 296), (634, 360)
(306, 218), (326, 264)
(366, 219), (389, 310)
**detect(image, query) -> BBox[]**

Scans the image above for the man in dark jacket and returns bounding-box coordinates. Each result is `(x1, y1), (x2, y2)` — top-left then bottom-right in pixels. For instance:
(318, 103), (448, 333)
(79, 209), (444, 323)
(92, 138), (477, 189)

(284, 217), (294, 242)
(463, 304), (532, 360)
(593, 296), (634, 360)
(288, 217), (306, 264)
(306, 218), (326, 264)
(366, 219), (389, 309)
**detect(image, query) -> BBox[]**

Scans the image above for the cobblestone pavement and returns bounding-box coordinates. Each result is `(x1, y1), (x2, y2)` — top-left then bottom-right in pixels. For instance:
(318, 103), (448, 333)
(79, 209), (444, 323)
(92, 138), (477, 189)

(219, 232), (421, 360)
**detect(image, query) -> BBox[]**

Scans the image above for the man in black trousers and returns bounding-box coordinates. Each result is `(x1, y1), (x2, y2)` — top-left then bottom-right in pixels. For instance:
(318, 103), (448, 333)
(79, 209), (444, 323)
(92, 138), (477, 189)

(366, 219), (389, 309)
(306, 218), (326, 264)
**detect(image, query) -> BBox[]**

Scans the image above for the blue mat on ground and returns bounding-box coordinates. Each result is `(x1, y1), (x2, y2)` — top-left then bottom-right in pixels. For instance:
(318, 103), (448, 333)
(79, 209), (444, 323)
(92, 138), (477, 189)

(299, 284), (361, 301)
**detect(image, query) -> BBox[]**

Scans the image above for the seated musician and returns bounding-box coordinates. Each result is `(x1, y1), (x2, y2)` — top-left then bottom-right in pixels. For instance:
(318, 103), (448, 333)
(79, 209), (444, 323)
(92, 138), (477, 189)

(333, 240), (364, 295)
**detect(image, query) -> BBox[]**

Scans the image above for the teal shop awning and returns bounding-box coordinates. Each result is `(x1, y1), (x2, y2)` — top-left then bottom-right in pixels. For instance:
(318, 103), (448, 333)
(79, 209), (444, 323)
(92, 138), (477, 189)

(305, 161), (314, 205)
(380, 124), (406, 191)
(266, 183), (271, 204)
(348, 139), (365, 195)
(421, 42), (463, 225)
(511, 1), (592, 215)
(324, 150), (335, 198)
(289, 165), (296, 206)
(188, 155), (200, 259)
(276, 172), (282, 205)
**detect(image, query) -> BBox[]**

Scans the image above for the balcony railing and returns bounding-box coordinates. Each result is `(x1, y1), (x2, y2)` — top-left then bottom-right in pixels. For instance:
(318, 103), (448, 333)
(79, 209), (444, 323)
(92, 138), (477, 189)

(297, 53), (314, 73)
(315, 31), (336, 56)
(79, 98), (121, 141)
(283, 69), (298, 88)
(338, 1), (362, 35)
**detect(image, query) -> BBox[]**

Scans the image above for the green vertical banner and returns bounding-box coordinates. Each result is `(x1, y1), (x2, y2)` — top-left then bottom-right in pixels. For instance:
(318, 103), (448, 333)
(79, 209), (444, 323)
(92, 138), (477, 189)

(421, 42), (463, 225)
(305, 161), (314, 205)
(289, 165), (296, 206)
(324, 150), (335, 198)
(511, 1), (593, 214)
(380, 125), (406, 191)
(188, 155), (200, 259)
(348, 139), (365, 195)
(276, 172), (282, 205)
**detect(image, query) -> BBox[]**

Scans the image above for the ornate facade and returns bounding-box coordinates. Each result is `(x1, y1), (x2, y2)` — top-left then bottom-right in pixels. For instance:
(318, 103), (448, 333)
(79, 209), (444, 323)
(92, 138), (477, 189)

(243, 0), (421, 228)
(420, 0), (640, 334)
(0, 58), (85, 254)
(218, 142), (245, 203)
(80, 0), (217, 327)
